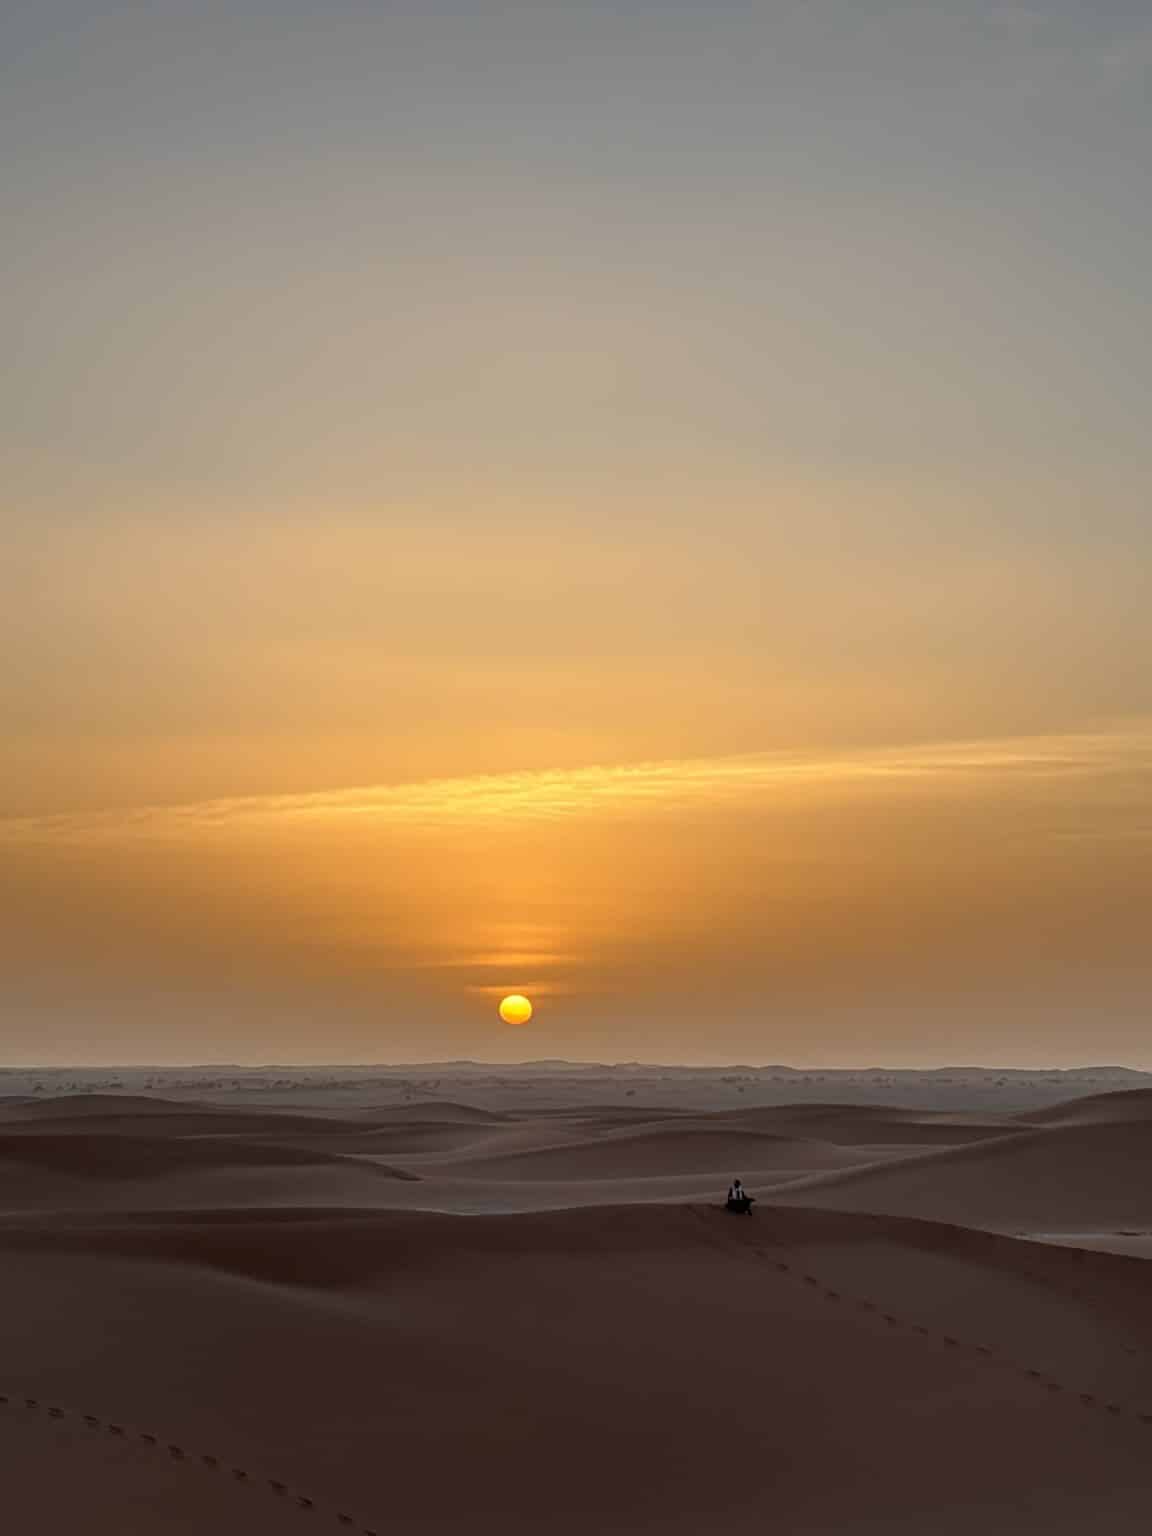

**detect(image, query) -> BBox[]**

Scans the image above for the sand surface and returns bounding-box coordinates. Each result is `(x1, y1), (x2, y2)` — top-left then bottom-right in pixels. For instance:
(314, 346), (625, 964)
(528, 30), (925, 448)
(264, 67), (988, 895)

(1, 1071), (1149, 1532)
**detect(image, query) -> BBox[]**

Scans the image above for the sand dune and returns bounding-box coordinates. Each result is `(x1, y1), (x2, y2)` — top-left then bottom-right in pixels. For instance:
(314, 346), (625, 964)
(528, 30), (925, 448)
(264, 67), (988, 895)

(363, 1100), (512, 1123)
(1, 1201), (1150, 1534)
(0, 1130), (396, 1175)
(0, 1093), (204, 1121)
(442, 1123), (889, 1180)
(0, 1079), (1149, 1532)
(774, 1117), (1152, 1229)
(0, 1123), (417, 1215)
(0, 1096), (518, 1164)
(705, 1101), (1023, 1144)
(1017, 1087), (1152, 1126)
(0, 1106), (377, 1138)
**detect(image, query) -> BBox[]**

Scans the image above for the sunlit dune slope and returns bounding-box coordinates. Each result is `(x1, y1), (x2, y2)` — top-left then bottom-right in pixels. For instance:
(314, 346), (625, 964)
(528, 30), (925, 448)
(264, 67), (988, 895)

(704, 1102), (1022, 1145)
(438, 1123), (888, 1180)
(0, 1094), (523, 1172)
(1016, 1087), (1152, 1126)
(773, 1118), (1152, 1228)
(0, 1095), (510, 1130)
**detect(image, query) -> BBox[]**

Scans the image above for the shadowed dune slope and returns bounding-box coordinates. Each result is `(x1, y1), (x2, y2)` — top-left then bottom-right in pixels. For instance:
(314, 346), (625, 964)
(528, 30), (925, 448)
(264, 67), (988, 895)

(365, 1101), (512, 1123)
(0, 1203), (1150, 1534)
(0, 1132), (413, 1179)
(0, 1129), (418, 1214)
(0, 1408), (305, 1536)
(0, 1114), (505, 1159)
(0, 1094), (202, 1121)
(0, 1201), (1146, 1299)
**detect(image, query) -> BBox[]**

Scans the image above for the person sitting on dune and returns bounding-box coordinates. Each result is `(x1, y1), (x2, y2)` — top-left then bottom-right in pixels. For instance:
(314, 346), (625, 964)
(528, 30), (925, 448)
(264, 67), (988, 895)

(726, 1178), (753, 1213)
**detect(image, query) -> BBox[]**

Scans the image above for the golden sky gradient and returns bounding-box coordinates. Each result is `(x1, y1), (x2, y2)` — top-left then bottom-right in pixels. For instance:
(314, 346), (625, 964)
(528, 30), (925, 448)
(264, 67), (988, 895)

(3, 2), (1151, 1063)
(3, 727), (1150, 1063)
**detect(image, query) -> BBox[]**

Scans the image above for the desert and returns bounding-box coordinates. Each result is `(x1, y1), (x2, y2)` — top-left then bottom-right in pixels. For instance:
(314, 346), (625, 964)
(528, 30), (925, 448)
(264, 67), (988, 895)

(9, 0), (1152, 1528)
(1, 1065), (1149, 1533)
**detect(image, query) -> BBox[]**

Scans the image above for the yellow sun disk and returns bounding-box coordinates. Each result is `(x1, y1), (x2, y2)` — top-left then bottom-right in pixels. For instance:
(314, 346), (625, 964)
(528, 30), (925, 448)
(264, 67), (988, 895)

(498, 994), (533, 1026)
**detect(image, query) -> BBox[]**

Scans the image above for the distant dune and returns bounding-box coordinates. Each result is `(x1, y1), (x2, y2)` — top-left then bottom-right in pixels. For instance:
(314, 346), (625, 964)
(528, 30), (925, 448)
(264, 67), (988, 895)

(706, 1101), (1023, 1144)
(364, 1101), (512, 1124)
(0, 1130), (413, 1177)
(0, 1093), (205, 1120)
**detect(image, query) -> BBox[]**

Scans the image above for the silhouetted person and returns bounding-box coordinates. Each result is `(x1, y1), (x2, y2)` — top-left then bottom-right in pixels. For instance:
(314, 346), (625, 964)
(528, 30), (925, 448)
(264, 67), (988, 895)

(726, 1178), (753, 1214)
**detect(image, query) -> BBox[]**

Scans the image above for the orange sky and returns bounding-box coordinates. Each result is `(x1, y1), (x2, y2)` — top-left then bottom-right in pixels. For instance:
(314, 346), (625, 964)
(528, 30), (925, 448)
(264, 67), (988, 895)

(4, 2), (1151, 1064)
(4, 731), (1150, 1064)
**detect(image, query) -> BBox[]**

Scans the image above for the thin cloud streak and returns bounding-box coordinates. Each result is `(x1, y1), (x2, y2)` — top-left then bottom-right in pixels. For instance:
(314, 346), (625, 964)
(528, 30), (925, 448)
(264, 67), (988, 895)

(3, 723), (1150, 846)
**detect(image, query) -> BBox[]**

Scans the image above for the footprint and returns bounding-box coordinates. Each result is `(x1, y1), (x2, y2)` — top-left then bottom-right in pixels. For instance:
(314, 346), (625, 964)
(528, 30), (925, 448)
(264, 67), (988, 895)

(0, 1381), (379, 1531)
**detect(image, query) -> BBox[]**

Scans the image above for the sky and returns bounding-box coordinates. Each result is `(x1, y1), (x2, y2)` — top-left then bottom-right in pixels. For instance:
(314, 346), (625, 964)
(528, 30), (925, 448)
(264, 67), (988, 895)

(2, 0), (1150, 1065)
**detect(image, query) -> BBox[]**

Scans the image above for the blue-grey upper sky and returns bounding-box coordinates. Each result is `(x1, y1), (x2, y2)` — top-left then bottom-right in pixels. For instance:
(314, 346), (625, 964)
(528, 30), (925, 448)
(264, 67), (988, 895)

(6, 0), (1151, 508)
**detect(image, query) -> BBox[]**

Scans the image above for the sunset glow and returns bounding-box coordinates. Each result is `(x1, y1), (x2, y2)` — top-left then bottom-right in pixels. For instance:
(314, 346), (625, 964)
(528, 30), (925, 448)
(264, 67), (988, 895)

(3, 0), (1150, 1069)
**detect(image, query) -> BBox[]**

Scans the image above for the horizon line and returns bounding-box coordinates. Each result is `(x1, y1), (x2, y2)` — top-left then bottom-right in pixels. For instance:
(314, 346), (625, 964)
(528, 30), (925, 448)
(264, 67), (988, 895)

(2, 1061), (1149, 1075)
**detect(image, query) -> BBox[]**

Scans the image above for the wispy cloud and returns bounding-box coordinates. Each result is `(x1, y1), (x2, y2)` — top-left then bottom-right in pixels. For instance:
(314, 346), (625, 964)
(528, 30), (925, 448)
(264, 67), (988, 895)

(3, 722), (1150, 848)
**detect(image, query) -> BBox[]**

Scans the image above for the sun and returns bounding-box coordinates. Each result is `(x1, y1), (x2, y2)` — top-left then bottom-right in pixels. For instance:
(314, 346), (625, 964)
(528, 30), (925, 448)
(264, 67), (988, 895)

(498, 994), (534, 1026)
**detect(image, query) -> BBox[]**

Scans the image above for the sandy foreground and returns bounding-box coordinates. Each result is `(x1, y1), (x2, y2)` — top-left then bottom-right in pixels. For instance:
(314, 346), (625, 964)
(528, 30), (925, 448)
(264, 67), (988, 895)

(0, 1075), (1150, 1532)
